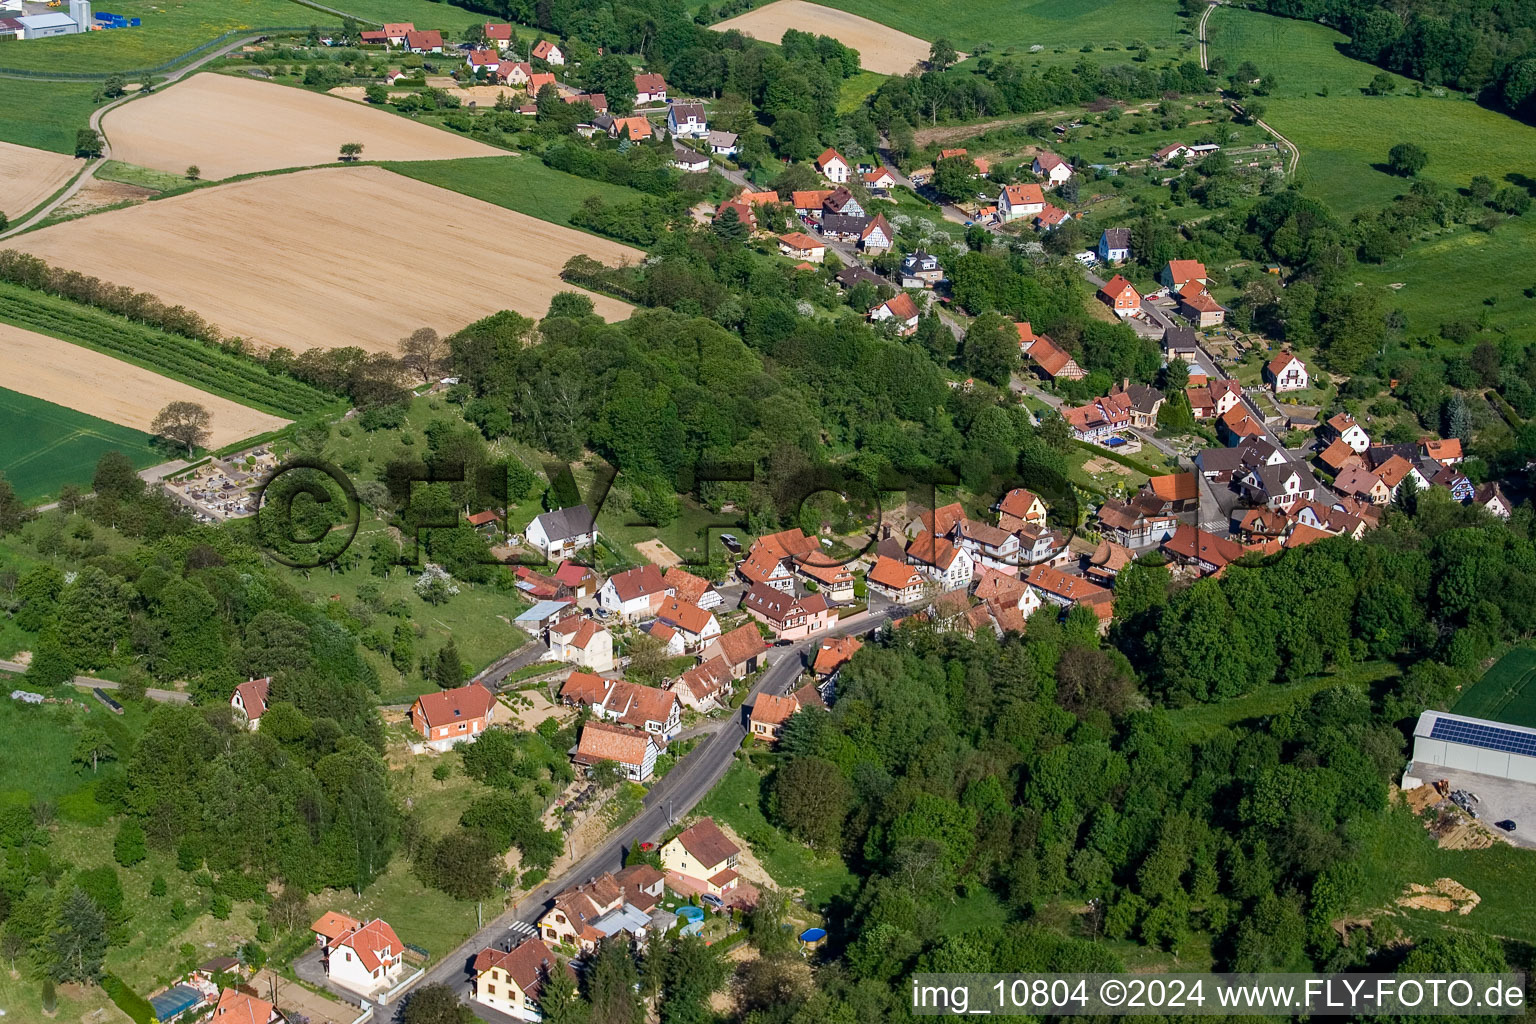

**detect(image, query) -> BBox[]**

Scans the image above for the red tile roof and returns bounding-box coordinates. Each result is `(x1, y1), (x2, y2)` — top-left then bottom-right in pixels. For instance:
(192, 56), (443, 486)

(1162, 523), (1245, 569)
(405, 29), (442, 49)
(656, 596), (714, 635)
(1163, 259), (1206, 286)
(815, 147), (848, 169)
(751, 692), (799, 728)
(336, 918), (402, 973)
(1003, 183), (1045, 207)
(560, 670), (612, 705)
(868, 554), (922, 590)
(575, 721), (653, 767)
(812, 635), (862, 676)
(472, 938), (571, 999)
(483, 22), (512, 40)
(875, 292), (920, 321)
(1267, 350), (1301, 375)
(672, 817), (739, 868)
(312, 911), (361, 941)
(214, 989), (275, 1024)
(1148, 472), (1197, 502)
(607, 563), (667, 602)
(791, 189), (833, 210)
(232, 677), (270, 719)
(673, 656), (733, 702)
(411, 683), (495, 729)
(633, 71), (667, 93)
(779, 231), (823, 250)
(712, 623), (765, 667)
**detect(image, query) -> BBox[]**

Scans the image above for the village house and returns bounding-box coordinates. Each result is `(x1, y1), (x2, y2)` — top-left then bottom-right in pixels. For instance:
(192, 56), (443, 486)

(1016, 322), (1085, 381)
(1015, 523), (1070, 565)
(667, 102), (708, 138)
(660, 818), (741, 894)
(1323, 412), (1371, 453)
(1421, 437), (1464, 465)
(466, 47), (501, 73)
(1161, 523), (1246, 575)
(212, 989), (280, 1024)
(554, 560), (599, 598)
(482, 22), (513, 48)
(793, 553), (856, 602)
(1475, 482), (1512, 517)
(750, 692), (801, 743)
(1178, 282), (1226, 327)
(900, 250), (944, 288)
(671, 146), (710, 172)
(1064, 393), (1133, 443)
(605, 115), (651, 140)
(537, 873), (658, 952)
(791, 189), (833, 218)
(560, 673), (682, 740)
(952, 517), (1021, 567)
(823, 187), (864, 218)
(1264, 351), (1309, 393)
(525, 504), (596, 560)
(546, 616), (614, 672)
(230, 677), (270, 730)
(1109, 380), (1165, 428)
(1098, 227), (1131, 264)
(1198, 437), (1288, 484)
(654, 595), (720, 651)
(778, 231), (826, 263)
(813, 634), (862, 680)
(1084, 538), (1135, 586)
(409, 683), (498, 752)
(999, 182), (1046, 221)
(1236, 460), (1322, 511)
(1430, 464), (1475, 502)
(742, 583), (834, 640)
(1317, 437), (1363, 475)
(404, 29), (443, 53)
(1035, 204), (1071, 232)
(662, 567), (721, 610)
(381, 22), (414, 45)
(862, 168), (897, 190)
(312, 915), (404, 997)
(815, 147), (850, 183)
(1164, 325), (1200, 363)
(472, 938), (573, 1021)
(497, 61), (533, 85)
(1154, 142), (1192, 164)
(531, 38), (563, 64)
(907, 531), (975, 591)
(633, 71), (667, 103)
(1024, 563), (1112, 628)
(670, 656), (735, 712)
(869, 292), (922, 335)
(820, 213), (871, 243)
(738, 528), (817, 592)
(995, 486), (1048, 529)
(697, 623), (768, 679)
(573, 720), (659, 782)
(1096, 496), (1179, 548)
(1186, 378), (1242, 420)
(1143, 472), (1200, 514)
(866, 554), (927, 603)
(708, 130), (738, 155)
(597, 563), (669, 621)
(859, 213), (894, 252)
(714, 198), (757, 233)
(1219, 404), (1266, 445)
(1032, 151), (1073, 186)
(1158, 259), (1208, 292)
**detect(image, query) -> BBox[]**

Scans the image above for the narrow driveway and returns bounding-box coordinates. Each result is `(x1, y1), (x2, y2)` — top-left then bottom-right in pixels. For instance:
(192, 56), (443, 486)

(0, 660), (191, 704)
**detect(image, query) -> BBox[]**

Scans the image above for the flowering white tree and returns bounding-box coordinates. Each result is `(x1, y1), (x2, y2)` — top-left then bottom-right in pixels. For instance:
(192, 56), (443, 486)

(414, 563), (460, 605)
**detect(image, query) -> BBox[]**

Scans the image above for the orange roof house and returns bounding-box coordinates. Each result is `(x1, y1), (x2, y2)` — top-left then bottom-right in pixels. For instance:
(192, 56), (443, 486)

(1159, 259), (1208, 290)
(750, 692), (801, 741)
(1098, 274), (1141, 316)
(573, 721), (659, 781)
(408, 683), (497, 750)
(812, 635), (862, 677)
(312, 911), (361, 943)
(212, 989), (278, 1024)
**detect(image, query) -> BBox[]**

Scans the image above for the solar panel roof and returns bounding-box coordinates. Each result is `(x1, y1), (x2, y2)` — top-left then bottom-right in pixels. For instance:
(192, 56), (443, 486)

(1428, 716), (1536, 757)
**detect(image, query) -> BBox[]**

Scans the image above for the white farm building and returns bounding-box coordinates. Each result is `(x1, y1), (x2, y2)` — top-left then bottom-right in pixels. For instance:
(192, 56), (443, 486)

(1408, 711), (1536, 784)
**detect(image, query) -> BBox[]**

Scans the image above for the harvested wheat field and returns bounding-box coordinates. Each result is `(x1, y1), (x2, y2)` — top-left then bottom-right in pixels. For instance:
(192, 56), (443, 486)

(713, 0), (929, 75)
(330, 83), (520, 107)
(0, 140), (79, 220)
(17, 166), (640, 353)
(0, 323), (290, 446)
(102, 73), (504, 179)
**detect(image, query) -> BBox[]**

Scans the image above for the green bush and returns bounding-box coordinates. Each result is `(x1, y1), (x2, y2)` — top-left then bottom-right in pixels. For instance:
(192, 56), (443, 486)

(101, 973), (155, 1024)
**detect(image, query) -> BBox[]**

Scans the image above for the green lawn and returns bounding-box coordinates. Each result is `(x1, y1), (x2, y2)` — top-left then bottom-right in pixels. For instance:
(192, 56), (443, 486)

(1354, 219), (1536, 337)
(1452, 646), (1536, 729)
(836, 70), (885, 113)
(1165, 661), (1400, 741)
(0, 0), (337, 74)
(812, 0), (1185, 54)
(695, 759), (857, 907)
(0, 387), (166, 503)
(1355, 803), (1536, 946)
(323, 0), (520, 33)
(384, 156), (646, 233)
(0, 79), (104, 153)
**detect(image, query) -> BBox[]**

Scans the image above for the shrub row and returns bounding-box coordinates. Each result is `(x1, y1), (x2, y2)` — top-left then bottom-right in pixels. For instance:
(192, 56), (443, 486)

(101, 973), (154, 1024)
(0, 284), (335, 417)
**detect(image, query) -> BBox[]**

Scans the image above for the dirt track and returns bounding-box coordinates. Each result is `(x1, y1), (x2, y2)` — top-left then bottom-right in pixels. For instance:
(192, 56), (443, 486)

(16, 166), (642, 353)
(713, 0), (930, 75)
(0, 322), (290, 446)
(0, 140), (78, 220)
(101, 73), (504, 179)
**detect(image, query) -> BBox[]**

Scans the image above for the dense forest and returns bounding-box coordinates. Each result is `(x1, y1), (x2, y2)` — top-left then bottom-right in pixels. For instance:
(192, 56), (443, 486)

(1248, 0), (1536, 117)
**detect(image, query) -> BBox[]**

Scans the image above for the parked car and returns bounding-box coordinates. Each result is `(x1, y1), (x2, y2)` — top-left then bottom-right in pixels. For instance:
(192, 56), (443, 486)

(1495, 819), (1517, 832)
(701, 893), (725, 909)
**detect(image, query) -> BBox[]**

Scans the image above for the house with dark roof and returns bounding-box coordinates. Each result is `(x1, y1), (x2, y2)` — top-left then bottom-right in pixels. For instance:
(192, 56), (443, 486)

(525, 504), (596, 559)
(409, 683), (498, 752)
(1236, 460), (1321, 511)
(820, 212), (870, 241)
(899, 250), (944, 288)
(1098, 227), (1131, 263)
(741, 583), (833, 640)
(1032, 151), (1073, 186)
(667, 102), (708, 138)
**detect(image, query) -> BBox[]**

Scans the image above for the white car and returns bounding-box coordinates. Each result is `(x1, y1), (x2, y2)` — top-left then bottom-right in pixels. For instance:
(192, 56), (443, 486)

(1074, 251), (1099, 267)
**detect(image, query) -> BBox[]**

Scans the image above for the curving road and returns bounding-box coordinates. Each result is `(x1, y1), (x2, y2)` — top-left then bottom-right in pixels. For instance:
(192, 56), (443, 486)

(0, 33), (270, 240)
(1197, 1), (1299, 179)
(392, 606), (895, 1021)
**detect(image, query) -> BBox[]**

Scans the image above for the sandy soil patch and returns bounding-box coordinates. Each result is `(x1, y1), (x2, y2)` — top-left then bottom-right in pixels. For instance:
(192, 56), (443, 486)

(0, 322), (290, 446)
(0, 140), (78, 220)
(1082, 457), (1133, 475)
(17, 166), (642, 353)
(636, 537), (683, 569)
(713, 0), (931, 75)
(101, 73), (504, 179)
(52, 178), (156, 219)
(1396, 878), (1479, 915)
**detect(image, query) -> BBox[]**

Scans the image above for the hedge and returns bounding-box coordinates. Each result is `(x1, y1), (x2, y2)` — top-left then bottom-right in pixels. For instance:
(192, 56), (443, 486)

(101, 973), (155, 1024)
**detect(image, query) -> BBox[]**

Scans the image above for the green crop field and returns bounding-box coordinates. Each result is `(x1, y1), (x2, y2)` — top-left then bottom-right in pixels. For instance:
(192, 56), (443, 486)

(0, 79), (104, 153)
(1452, 647), (1536, 729)
(812, 0), (1184, 54)
(0, 387), (164, 501)
(0, 0), (338, 74)
(0, 282), (338, 418)
(324, 0), (515, 33)
(384, 156), (646, 232)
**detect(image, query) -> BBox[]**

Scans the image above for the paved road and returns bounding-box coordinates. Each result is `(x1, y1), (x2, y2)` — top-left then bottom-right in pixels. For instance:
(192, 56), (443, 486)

(0, 660), (191, 703)
(0, 33), (269, 239)
(400, 606), (895, 1021)
(1198, 1), (1219, 71)
(33, 459), (190, 514)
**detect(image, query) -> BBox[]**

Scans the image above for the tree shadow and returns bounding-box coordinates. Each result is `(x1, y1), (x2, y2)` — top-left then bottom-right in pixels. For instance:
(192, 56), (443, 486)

(1504, 171), (1536, 196)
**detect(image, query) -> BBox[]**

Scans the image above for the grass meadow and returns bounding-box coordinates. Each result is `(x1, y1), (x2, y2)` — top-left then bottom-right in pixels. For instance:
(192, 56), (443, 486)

(0, 80), (104, 153)
(0, 387), (164, 502)
(385, 156), (647, 233)
(0, 0), (338, 74)
(814, 0), (1185, 54)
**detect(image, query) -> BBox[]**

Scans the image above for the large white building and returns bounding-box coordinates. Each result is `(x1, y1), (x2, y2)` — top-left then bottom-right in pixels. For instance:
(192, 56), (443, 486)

(1408, 711), (1536, 784)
